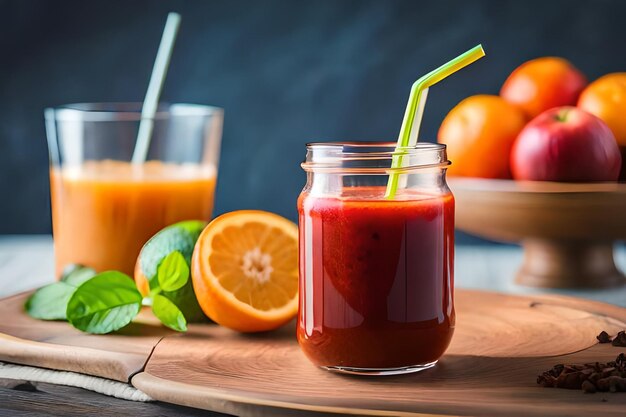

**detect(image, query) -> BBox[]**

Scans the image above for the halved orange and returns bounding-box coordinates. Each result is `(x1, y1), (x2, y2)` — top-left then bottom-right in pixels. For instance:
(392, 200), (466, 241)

(191, 210), (299, 332)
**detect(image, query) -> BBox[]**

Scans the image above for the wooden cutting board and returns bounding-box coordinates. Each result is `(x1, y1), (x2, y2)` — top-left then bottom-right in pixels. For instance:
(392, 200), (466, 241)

(1, 290), (625, 416)
(0, 292), (172, 382)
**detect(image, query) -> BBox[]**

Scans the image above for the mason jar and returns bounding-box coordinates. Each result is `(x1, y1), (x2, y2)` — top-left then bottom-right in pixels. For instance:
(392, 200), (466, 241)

(297, 142), (454, 375)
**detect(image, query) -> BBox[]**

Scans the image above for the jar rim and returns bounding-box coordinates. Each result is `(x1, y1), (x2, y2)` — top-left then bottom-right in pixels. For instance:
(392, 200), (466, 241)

(306, 140), (445, 150)
(302, 141), (449, 173)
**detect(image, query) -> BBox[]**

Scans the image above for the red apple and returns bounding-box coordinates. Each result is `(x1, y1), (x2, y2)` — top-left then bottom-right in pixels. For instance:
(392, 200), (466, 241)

(511, 106), (621, 182)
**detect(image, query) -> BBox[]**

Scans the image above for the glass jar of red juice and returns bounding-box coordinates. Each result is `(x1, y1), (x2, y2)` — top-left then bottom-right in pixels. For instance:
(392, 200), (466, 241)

(297, 142), (454, 375)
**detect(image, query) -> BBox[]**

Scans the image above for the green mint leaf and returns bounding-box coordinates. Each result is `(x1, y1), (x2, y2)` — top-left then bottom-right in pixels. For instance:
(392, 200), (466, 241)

(61, 265), (97, 287)
(157, 251), (189, 292)
(152, 294), (187, 332)
(66, 271), (142, 334)
(26, 265), (98, 321)
(25, 282), (76, 320)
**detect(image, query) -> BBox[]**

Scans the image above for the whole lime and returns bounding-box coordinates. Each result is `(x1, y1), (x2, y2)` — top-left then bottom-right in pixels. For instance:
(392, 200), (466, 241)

(135, 220), (208, 322)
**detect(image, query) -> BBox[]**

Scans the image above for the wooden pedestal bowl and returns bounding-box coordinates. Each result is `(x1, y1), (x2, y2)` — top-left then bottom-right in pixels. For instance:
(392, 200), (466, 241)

(448, 178), (626, 289)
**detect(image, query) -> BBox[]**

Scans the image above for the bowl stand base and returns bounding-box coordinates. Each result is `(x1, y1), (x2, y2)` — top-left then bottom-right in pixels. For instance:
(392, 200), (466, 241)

(516, 239), (626, 289)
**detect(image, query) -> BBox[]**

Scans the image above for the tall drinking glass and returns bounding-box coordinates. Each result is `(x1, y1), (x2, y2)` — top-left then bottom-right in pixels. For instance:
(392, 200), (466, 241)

(45, 103), (223, 277)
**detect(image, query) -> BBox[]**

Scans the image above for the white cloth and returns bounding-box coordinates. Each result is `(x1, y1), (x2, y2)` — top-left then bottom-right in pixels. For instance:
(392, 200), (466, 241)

(0, 361), (152, 402)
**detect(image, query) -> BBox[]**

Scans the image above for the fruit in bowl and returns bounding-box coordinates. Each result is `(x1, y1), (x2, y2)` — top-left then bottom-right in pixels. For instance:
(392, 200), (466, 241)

(501, 57), (587, 119)
(578, 73), (626, 180)
(438, 56), (626, 183)
(438, 57), (626, 289)
(510, 106), (622, 182)
(438, 95), (527, 178)
(578, 73), (626, 146)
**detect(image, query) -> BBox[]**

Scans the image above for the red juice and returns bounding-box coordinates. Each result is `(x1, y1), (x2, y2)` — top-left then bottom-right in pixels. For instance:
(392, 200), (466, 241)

(297, 187), (455, 369)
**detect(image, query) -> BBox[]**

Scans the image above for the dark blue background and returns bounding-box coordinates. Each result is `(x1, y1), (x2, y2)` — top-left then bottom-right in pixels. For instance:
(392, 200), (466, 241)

(2, 0), (625, 238)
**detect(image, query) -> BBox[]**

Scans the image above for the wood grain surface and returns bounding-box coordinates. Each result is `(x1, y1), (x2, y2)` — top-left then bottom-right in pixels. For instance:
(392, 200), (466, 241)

(131, 290), (626, 417)
(1, 289), (625, 416)
(0, 292), (171, 382)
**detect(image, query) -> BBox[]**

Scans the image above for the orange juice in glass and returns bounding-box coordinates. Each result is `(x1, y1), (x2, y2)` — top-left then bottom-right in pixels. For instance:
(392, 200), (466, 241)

(45, 103), (223, 276)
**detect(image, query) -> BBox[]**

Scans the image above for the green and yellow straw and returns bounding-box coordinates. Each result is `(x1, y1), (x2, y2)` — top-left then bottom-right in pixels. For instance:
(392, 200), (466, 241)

(385, 45), (486, 199)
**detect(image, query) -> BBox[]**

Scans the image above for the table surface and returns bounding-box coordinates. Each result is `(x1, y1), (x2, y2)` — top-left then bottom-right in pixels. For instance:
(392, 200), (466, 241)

(1, 235), (625, 416)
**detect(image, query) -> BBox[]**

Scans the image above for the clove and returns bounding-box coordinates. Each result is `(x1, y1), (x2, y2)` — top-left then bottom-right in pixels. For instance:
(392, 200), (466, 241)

(537, 353), (626, 393)
(597, 331), (612, 344)
(612, 331), (626, 347)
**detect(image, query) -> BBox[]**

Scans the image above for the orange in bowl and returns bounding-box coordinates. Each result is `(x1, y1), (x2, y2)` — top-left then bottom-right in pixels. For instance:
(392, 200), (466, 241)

(500, 57), (587, 119)
(438, 94), (527, 179)
(578, 72), (626, 147)
(191, 210), (299, 332)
